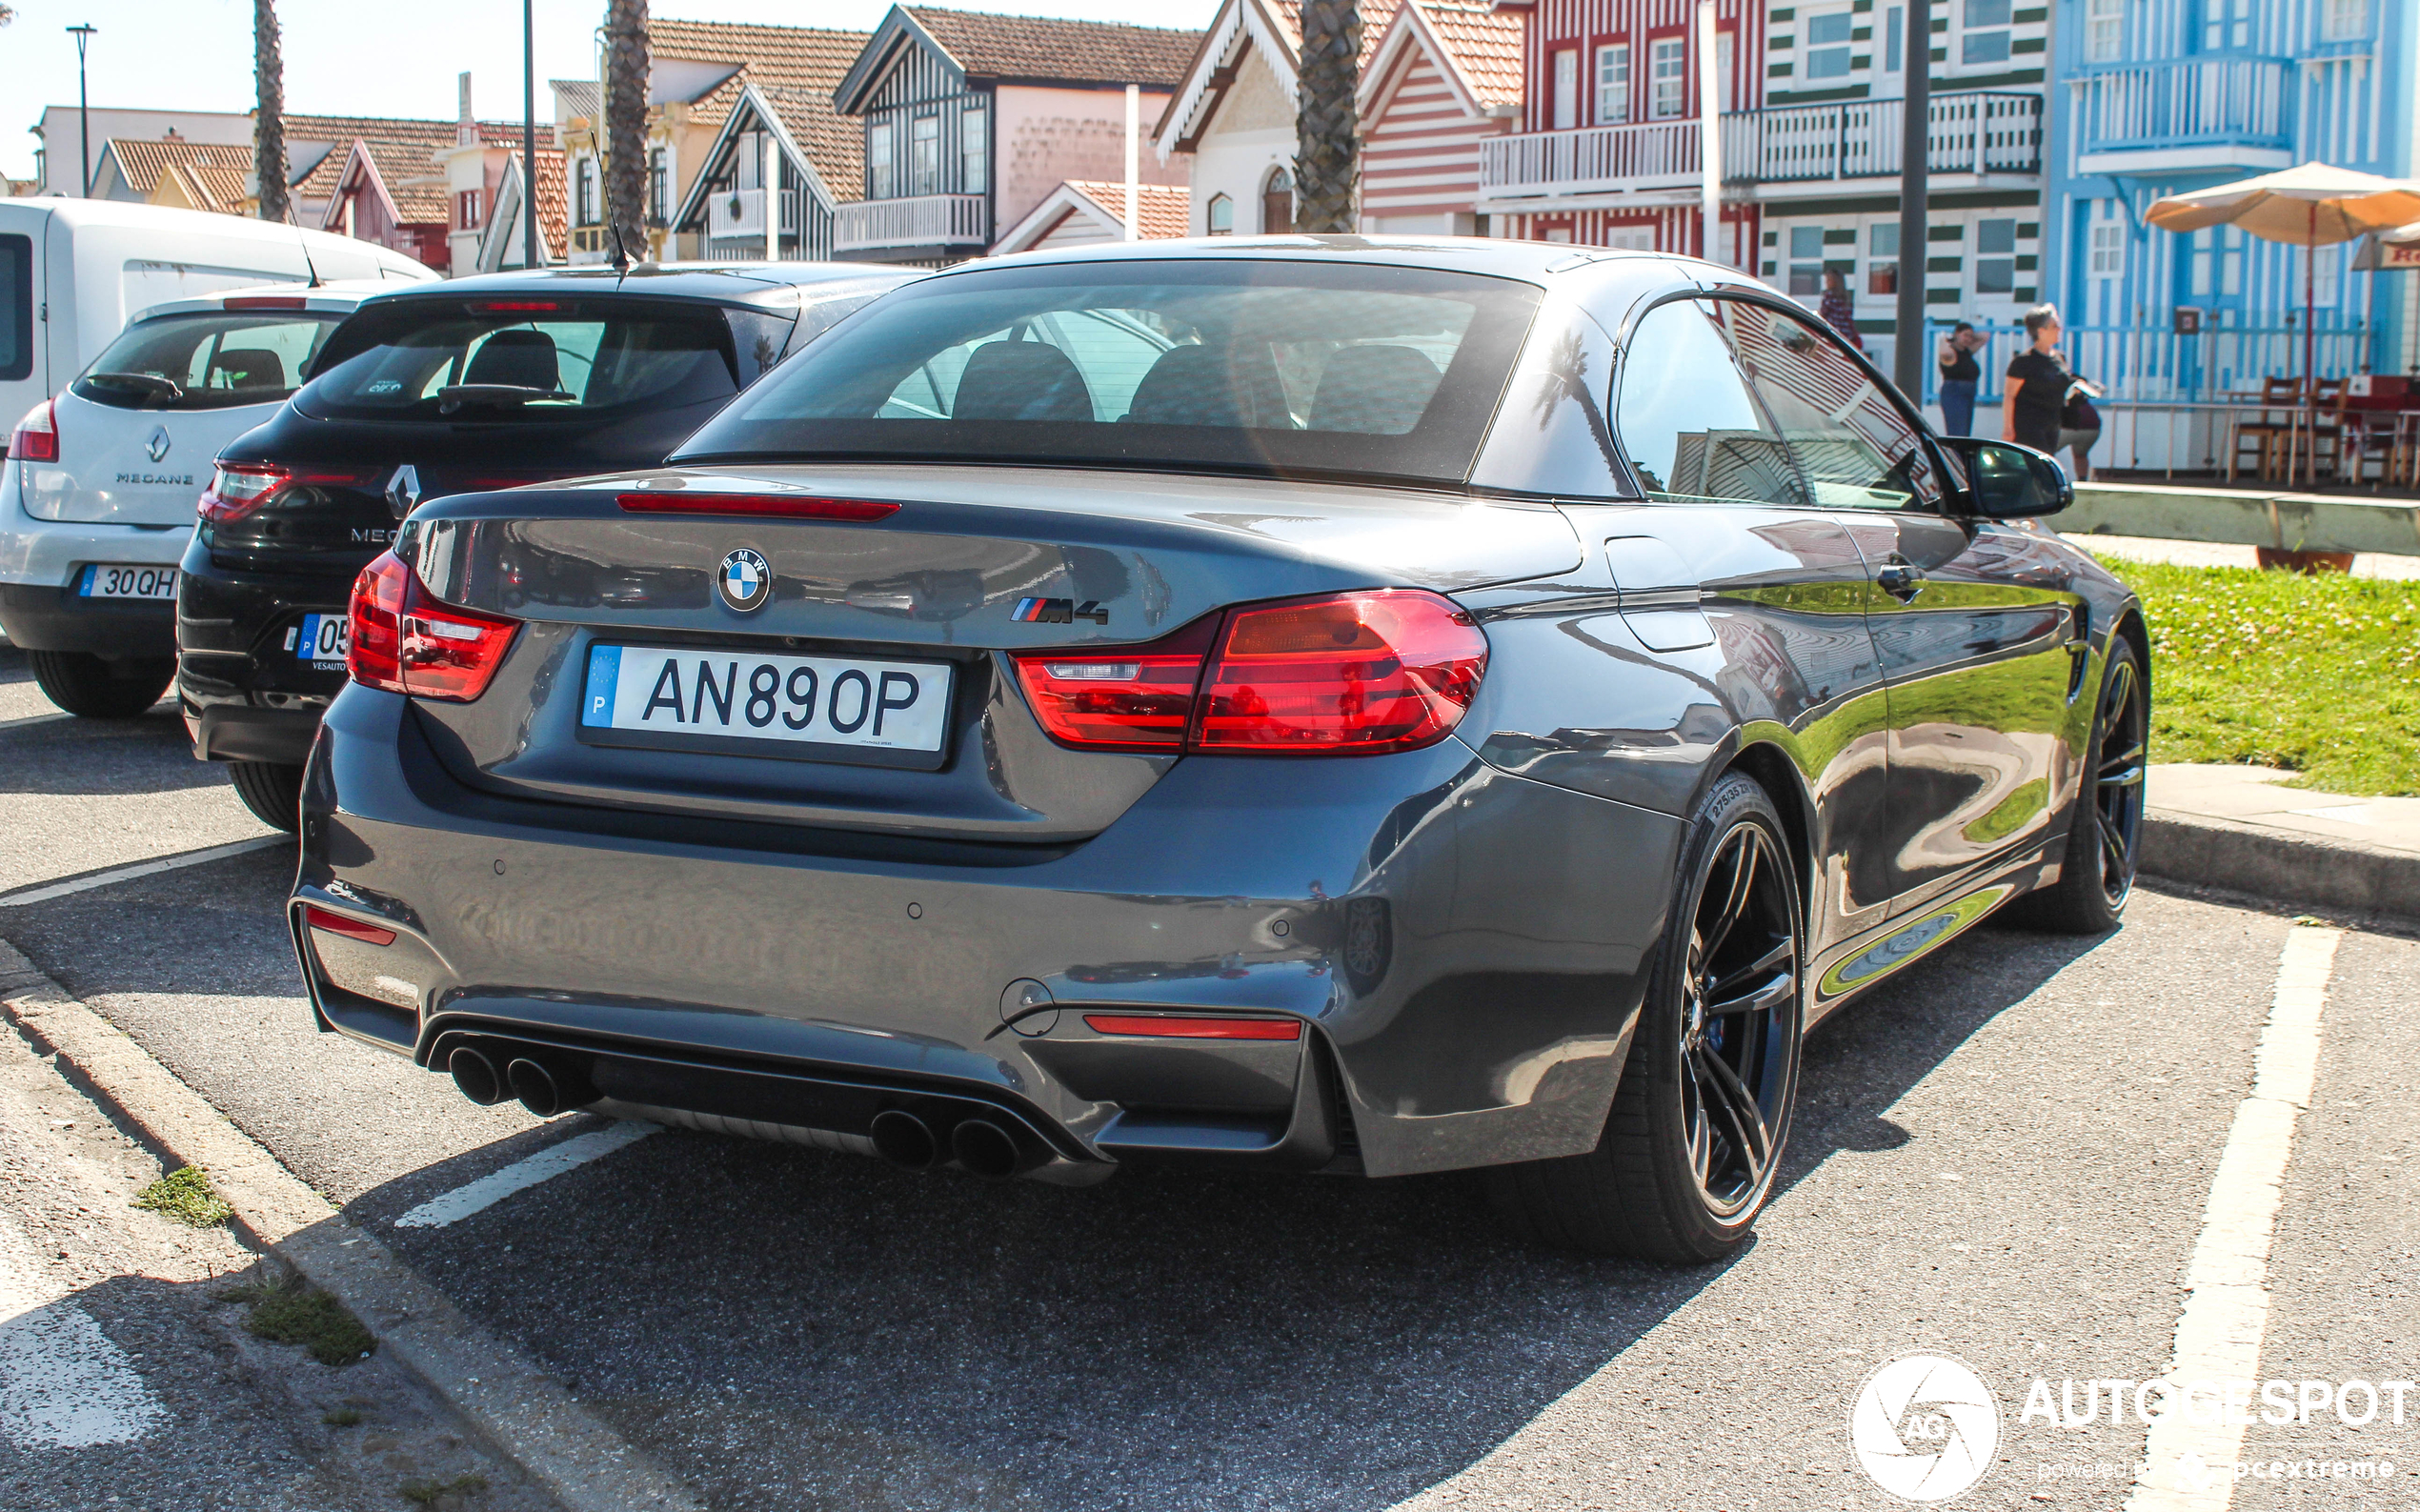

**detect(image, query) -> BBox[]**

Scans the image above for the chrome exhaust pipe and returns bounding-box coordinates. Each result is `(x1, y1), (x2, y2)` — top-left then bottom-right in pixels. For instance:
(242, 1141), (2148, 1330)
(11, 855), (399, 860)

(950, 1119), (1028, 1179)
(868, 1109), (940, 1171)
(449, 1046), (507, 1106)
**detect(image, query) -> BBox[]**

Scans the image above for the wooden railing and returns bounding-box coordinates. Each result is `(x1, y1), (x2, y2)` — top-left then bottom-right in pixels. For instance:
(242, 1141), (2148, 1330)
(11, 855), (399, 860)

(835, 194), (989, 252)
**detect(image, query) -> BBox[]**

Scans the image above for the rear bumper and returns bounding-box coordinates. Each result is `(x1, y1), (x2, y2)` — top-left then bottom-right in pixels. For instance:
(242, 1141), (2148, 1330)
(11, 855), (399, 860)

(0, 580), (176, 659)
(174, 537), (351, 762)
(294, 686), (1685, 1179)
(0, 504), (188, 657)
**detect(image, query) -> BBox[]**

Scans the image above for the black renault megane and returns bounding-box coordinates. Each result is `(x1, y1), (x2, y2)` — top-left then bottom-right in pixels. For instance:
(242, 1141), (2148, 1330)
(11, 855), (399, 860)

(288, 239), (2147, 1262)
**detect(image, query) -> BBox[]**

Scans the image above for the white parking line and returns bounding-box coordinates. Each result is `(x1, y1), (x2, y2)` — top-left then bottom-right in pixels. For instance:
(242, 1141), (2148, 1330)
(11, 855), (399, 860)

(2126, 925), (2342, 1512)
(394, 1121), (659, 1231)
(0, 1212), (164, 1450)
(0, 712), (68, 735)
(0, 836), (287, 908)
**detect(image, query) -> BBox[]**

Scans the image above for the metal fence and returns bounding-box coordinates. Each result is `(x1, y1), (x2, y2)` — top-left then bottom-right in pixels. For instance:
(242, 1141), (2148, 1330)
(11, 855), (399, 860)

(1914, 321), (2369, 407)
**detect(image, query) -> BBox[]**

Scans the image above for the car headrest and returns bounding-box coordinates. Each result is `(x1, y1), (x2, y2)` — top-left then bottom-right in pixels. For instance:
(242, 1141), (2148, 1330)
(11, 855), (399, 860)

(209, 347), (286, 392)
(464, 328), (561, 392)
(1122, 343), (1291, 429)
(952, 339), (1093, 423)
(1307, 344), (1442, 434)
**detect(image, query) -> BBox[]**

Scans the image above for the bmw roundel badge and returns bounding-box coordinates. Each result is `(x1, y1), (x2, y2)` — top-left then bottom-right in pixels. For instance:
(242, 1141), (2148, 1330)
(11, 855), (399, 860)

(717, 548), (772, 614)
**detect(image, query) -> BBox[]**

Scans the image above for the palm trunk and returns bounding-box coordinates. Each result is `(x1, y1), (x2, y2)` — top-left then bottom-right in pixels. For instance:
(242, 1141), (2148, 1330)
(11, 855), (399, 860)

(253, 0), (291, 224)
(1294, 0), (1360, 234)
(602, 0), (651, 265)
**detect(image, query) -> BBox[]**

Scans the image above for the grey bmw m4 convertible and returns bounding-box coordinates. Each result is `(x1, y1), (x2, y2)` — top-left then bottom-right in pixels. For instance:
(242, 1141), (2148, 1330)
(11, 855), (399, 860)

(291, 239), (2146, 1262)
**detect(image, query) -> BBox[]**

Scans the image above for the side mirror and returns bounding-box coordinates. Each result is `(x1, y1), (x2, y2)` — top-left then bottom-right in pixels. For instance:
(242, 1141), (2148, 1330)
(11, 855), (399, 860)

(1941, 437), (2072, 519)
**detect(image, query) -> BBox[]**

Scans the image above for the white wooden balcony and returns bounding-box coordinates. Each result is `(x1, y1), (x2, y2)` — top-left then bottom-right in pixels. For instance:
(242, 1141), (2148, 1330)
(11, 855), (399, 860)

(834, 193), (989, 254)
(2071, 57), (2292, 175)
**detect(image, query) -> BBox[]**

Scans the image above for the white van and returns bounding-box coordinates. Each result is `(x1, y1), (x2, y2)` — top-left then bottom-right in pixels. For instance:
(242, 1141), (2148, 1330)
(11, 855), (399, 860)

(0, 199), (431, 714)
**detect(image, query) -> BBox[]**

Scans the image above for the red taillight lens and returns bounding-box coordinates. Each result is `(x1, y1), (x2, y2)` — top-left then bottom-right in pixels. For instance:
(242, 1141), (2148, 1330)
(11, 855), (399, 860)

(304, 904), (395, 946)
(1010, 615), (1218, 751)
(1082, 1014), (1302, 1039)
(1197, 590), (1487, 754)
(616, 492), (900, 522)
(9, 398), (57, 464)
(348, 550), (519, 702)
(198, 462), (292, 523)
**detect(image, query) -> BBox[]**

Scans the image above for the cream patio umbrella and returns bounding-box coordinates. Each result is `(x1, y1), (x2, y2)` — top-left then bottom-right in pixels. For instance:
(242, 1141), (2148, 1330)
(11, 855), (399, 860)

(2148, 163), (2420, 485)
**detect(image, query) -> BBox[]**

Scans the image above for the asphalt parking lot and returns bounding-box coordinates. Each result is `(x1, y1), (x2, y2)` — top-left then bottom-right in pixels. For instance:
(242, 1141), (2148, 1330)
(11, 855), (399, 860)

(3, 642), (2415, 1512)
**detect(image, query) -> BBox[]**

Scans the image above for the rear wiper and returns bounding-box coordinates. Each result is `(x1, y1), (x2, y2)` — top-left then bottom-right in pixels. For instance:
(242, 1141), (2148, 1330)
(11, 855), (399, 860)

(84, 372), (184, 402)
(436, 384), (575, 414)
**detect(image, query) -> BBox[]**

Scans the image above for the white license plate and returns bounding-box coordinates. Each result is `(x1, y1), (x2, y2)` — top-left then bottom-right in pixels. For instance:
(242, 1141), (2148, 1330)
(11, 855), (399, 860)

(579, 643), (953, 764)
(293, 614), (350, 667)
(78, 564), (178, 600)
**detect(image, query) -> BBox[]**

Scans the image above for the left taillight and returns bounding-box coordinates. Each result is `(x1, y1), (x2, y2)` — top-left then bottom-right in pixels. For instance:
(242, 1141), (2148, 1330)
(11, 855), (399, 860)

(347, 550), (519, 702)
(197, 461), (292, 524)
(8, 398), (57, 463)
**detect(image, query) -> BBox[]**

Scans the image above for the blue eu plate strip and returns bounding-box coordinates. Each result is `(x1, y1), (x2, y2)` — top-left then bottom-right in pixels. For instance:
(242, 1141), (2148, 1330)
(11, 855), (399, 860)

(78, 565), (96, 595)
(584, 644), (621, 726)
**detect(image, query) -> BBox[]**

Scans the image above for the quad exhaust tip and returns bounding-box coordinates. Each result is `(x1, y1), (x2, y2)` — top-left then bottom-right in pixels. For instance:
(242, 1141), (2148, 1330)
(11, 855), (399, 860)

(869, 1109), (940, 1171)
(449, 1046), (508, 1106)
(950, 1119), (1026, 1179)
(507, 1058), (567, 1119)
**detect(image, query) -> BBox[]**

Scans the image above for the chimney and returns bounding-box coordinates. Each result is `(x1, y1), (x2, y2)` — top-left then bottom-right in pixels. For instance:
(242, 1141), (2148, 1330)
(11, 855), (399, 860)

(164, 128), (184, 141)
(457, 71), (476, 147)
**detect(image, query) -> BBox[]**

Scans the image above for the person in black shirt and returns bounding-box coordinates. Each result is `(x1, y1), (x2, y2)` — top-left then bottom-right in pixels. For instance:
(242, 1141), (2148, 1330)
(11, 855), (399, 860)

(1937, 320), (1983, 436)
(2004, 303), (2101, 478)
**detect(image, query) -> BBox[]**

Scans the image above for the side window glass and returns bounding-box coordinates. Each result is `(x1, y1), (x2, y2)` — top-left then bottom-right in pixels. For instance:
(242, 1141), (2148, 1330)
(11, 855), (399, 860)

(1614, 298), (1807, 508)
(1466, 296), (1626, 498)
(1713, 299), (1942, 511)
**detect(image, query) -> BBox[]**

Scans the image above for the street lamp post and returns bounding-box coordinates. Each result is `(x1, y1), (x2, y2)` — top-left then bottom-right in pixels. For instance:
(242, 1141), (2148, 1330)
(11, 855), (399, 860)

(524, 0), (539, 268)
(1891, 0), (1929, 401)
(67, 24), (98, 198)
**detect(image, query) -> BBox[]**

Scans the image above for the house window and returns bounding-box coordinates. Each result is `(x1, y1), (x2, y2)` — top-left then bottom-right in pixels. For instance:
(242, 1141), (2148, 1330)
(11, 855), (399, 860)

(736, 133), (760, 191)
(1261, 167), (1294, 233)
(1805, 11), (1854, 81)
(647, 148), (668, 224)
(1885, 6), (1904, 71)
(2202, 0), (2250, 50)
(2088, 220), (2124, 276)
(1962, 0), (2012, 64)
(1866, 222), (1899, 295)
(1650, 38), (1686, 119)
(910, 115), (939, 195)
(2313, 245), (2341, 306)
(1552, 49), (1579, 130)
(1976, 218), (2016, 294)
(2322, 0), (2366, 41)
(1596, 44), (1629, 125)
(457, 189), (481, 232)
(2086, 0), (2125, 61)
(1206, 192), (1233, 235)
(868, 121), (895, 199)
(1788, 225), (1824, 295)
(574, 157), (597, 226)
(961, 108), (987, 194)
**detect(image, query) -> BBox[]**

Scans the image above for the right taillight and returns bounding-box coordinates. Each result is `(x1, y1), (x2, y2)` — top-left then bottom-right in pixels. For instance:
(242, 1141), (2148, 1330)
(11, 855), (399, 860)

(1010, 589), (1486, 756)
(348, 550), (519, 702)
(9, 398), (57, 463)
(198, 462), (292, 523)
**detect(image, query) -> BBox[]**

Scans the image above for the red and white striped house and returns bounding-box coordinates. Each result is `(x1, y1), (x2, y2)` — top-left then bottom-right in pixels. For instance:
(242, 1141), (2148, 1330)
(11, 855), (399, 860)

(1355, 2), (1523, 234)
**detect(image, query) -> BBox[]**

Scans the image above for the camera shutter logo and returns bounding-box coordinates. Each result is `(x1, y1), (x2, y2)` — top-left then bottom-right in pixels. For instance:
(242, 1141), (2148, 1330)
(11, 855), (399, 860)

(1849, 1354), (2001, 1502)
(718, 548), (772, 614)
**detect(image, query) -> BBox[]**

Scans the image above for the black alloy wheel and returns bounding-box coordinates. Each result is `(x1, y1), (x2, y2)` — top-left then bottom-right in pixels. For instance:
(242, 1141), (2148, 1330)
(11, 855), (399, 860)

(1489, 772), (1803, 1263)
(2009, 637), (2148, 934)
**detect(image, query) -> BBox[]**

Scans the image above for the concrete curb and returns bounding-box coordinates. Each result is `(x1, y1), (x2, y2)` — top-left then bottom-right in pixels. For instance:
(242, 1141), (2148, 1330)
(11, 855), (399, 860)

(2141, 808), (2420, 924)
(0, 939), (702, 1512)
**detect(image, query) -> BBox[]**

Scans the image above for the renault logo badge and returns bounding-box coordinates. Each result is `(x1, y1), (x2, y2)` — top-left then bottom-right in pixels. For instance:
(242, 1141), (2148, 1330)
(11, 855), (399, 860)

(717, 548), (772, 614)
(145, 426), (171, 463)
(385, 464), (422, 517)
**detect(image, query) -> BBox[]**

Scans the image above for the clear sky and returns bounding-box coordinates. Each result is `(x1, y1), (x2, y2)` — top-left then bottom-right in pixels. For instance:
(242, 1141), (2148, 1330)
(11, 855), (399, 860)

(0, 0), (1220, 179)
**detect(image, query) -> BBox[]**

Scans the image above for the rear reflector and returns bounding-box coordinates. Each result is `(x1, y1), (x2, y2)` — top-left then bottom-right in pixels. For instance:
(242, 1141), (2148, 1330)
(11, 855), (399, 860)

(1081, 1015), (1302, 1040)
(616, 492), (899, 522)
(304, 905), (395, 947)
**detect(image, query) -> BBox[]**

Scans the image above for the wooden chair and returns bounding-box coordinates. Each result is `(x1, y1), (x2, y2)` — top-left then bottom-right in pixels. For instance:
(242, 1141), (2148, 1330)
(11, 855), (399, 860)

(2228, 376), (2302, 482)
(2308, 376), (2346, 482)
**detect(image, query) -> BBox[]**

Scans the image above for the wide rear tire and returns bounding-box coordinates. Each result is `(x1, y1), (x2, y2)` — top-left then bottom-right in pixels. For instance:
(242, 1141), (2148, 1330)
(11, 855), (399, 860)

(27, 650), (174, 719)
(2007, 638), (2146, 935)
(1488, 772), (1804, 1264)
(229, 761), (304, 834)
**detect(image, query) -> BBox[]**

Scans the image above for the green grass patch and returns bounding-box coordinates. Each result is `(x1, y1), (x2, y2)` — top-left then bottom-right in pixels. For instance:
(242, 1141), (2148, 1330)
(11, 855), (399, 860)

(217, 1275), (376, 1366)
(397, 1473), (487, 1507)
(2099, 554), (2420, 797)
(322, 1406), (365, 1427)
(131, 1166), (233, 1228)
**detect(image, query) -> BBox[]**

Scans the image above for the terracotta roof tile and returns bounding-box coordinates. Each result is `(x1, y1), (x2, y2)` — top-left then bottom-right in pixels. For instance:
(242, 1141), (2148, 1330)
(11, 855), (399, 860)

(1264, 0), (1403, 69)
(282, 113), (523, 210)
(165, 162), (254, 214)
(644, 21), (869, 207)
(1062, 179), (1190, 238)
(902, 7), (1202, 87)
(106, 138), (254, 195)
(1416, 1), (1523, 107)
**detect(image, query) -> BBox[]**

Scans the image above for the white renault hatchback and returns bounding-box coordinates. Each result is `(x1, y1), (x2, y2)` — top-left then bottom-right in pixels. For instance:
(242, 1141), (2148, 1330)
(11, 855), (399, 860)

(0, 282), (389, 716)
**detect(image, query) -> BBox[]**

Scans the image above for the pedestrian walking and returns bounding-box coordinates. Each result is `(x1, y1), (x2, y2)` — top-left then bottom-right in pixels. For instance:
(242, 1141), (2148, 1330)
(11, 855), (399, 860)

(2003, 303), (2103, 480)
(1818, 267), (1862, 350)
(1936, 321), (1984, 436)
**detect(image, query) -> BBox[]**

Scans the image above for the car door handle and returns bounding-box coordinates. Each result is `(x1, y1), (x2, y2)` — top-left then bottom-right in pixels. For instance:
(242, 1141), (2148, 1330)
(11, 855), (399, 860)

(1877, 564), (1926, 602)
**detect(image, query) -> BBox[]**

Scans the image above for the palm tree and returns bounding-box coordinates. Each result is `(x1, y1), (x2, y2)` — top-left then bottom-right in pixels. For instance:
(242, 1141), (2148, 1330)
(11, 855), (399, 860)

(1293, 0), (1360, 233)
(253, 0), (291, 223)
(602, 0), (650, 264)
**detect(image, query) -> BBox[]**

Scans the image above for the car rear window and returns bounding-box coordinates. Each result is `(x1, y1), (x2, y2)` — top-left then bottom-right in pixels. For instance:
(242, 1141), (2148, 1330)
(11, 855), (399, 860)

(71, 310), (343, 411)
(673, 260), (1542, 487)
(300, 298), (742, 421)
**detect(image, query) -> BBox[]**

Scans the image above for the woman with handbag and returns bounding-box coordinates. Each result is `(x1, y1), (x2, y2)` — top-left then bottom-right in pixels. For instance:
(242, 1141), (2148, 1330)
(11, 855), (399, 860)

(2004, 304), (2103, 480)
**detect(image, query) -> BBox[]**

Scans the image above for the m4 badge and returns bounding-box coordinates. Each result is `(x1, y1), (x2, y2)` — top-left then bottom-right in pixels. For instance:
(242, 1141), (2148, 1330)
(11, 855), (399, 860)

(1012, 596), (1109, 625)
